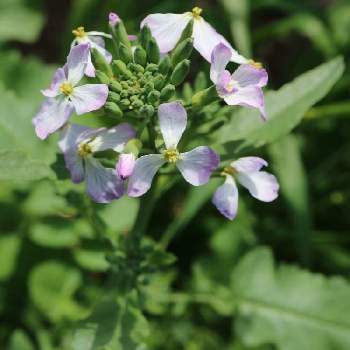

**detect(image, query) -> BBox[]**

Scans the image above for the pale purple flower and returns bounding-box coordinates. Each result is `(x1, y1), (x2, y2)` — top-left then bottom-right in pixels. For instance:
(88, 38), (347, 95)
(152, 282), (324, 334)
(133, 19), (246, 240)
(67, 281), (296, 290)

(141, 7), (247, 63)
(71, 26), (112, 77)
(127, 102), (219, 197)
(109, 12), (121, 26)
(212, 157), (279, 220)
(210, 43), (268, 120)
(33, 44), (108, 140)
(58, 123), (136, 203)
(116, 153), (136, 180)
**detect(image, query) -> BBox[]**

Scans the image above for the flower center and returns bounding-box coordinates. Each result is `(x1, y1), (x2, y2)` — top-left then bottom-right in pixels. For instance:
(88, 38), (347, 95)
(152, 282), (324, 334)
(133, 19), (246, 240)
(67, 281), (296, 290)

(60, 83), (73, 96)
(72, 26), (86, 38)
(164, 149), (180, 163)
(221, 166), (237, 177)
(247, 59), (263, 69)
(226, 80), (236, 93)
(192, 6), (203, 19)
(78, 141), (93, 157)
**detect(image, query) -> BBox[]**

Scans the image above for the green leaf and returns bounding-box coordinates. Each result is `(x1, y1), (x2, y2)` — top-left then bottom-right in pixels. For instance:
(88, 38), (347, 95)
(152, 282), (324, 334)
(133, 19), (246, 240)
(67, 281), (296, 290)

(0, 3), (44, 43)
(0, 234), (21, 281)
(29, 261), (86, 322)
(215, 57), (345, 152)
(269, 135), (312, 264)
(7, 330), (35, 350)
(232, 247), (350, 350)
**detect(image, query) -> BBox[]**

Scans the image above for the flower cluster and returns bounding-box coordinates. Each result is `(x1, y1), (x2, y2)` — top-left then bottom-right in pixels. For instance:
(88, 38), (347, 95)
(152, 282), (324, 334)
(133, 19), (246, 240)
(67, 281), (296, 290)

(33, 8), (279, 220)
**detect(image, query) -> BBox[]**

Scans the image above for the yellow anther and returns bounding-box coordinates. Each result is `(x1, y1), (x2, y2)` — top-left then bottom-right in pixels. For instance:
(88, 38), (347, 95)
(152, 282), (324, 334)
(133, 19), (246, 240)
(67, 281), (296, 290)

(78, 142), (92, 157)
(226, 81), (236, 92)
(248, 59), (263, 69)
(192, 6), (203, 18)
(164, 149), (180, 163)
(221, 166), (236, 177)
(72, 26), (86, 38)
(59, 83), (73, 96)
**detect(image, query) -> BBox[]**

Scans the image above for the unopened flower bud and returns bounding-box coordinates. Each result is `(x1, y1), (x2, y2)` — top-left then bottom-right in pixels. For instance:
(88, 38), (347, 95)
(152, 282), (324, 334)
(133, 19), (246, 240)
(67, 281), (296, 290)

(160, 84), (175, 102)
(108, 91), (121, 103)
(170, 59), (190, 86)
(95, 70), (110, 84)
(147, 38), (160, 64)
(147, 90), (160, 104)
(171, 38), (193, 67)
(91, 48), (113, 77)
(159, 55), (171, 76)
(116, 153), (136, 180)
(134, 46), (147, 67)
(105, 102), (123, 118)
(109, 12), (120, 27)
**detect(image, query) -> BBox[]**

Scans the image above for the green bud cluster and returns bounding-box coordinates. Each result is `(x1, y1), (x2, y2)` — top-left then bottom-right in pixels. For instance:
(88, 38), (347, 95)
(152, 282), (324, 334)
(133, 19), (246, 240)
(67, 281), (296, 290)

(92, 20), (194, 119)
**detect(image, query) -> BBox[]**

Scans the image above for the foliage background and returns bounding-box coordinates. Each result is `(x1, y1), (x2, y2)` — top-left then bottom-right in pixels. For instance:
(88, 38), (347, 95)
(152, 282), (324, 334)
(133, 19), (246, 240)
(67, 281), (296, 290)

(0, 0), (349, 349)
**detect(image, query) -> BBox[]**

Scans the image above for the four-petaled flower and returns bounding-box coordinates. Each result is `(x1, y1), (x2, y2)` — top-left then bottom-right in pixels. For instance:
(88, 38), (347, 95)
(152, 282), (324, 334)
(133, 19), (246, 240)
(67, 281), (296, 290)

(127, 102), (220, 197)
(71, 26), (112, 77)
(212, 157), (279, 220)
(210, 43), (268, 120)
(58, 123), (136, 203)
(33, 44), (109, 140)
(141, 7), (247, 63)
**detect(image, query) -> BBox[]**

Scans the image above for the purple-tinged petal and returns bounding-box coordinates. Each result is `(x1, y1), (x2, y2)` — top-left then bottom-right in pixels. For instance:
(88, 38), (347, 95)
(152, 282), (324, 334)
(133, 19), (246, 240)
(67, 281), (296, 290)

(216, 70), (234, 95)
(90, 40), (112, 64)
(32, 97), (73, 140)
(67, 44), (89, 86)
(58, 124), (92, 183)
(158, 102), (187, 149)
(42, 68), (66, 97)
(87, 31), (112, 39)
(88, 123), (136, 153)
(231, 157), (268, 173)
(141, 13), (191, 53)
(223, 86), (266, 120)
(116, 153), (136, 180)
(176, 146), (219, 186)
(128, 34), (137, 41)
(210, 43), (231, 83)
(127, 154), (165, 197)
(237, 171), (279, 202)
(85, 157), (124, 203)
(232, 64), (268, 88)
(109, 12), (120, 26)
(212, 176), (238, 220)
(85, 52), (96, 77)
(193, 17), (247, 64)
(71, 84), (108, 115)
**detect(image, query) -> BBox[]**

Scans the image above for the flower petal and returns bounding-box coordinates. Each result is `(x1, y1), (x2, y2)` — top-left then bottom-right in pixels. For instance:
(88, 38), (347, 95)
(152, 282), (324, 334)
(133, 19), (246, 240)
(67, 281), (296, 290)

(88, 123), (136, 153)
(116, 153), (136, 180)
(223, 86), (266, 120)
(32, 97), (73, 140)
(231, 157), (268, 173)
(42, 68), (66, 97)
(158, 102), (187, 149)
(85, 157), (124, 203)
(216, 70), (233, 95)
(71, 84), (108, 115)
(90, 40), (112, 63)
(176, 146), (219, 186)
(87, 31), (112, 39)
(193, 17), (247, 63)
(237, 171), (279, 202)
(232, 64), (268, 88)
(67, 44), (89, 86)
(210, 43), (231, 83)
(85, 52), (96, 77)
(212, 176), (238, 220)
(127, 154), (165, 197)
(109, 12), (120, 26)
(141, 13), (191, 53)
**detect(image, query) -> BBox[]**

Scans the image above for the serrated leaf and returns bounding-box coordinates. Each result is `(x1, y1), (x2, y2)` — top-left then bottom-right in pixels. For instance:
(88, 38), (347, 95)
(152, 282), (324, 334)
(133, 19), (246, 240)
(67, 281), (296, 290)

(232, 247), (350, 350)
(216, 57), (344, 152)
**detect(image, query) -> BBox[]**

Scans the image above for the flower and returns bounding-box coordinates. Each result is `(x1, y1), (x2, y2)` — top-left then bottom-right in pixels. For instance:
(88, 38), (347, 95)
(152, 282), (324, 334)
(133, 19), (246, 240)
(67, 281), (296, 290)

(33, 44), (109, 140)
(71, 26), (112, 77)
(109, 12), (121, 27)
(210, 43), (268, 120)
(212, 157), (279, 220)
(127, 102), (219, 197)
(58, 123), (136, 203)
(116, 153), (136, 180)
(141, 7), (247, 63)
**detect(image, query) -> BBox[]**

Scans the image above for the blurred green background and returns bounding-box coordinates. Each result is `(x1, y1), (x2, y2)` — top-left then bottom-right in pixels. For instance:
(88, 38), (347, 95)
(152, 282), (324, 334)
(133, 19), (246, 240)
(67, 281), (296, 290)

(0, 0), (350, 349)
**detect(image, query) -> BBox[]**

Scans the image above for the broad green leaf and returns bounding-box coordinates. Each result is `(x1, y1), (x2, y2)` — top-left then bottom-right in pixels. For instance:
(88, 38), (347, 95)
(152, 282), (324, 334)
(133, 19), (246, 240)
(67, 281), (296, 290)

(0, 86), (57, 181)
(232, 247), (350, 350)
(220, 0), (252, 57)
(29, 261), (86, 322)
(0, 234), (21, 281)
(74, 247), (110, 272)
(215, 56), (344, 152)
(7, 330), (35, 350)
(72, 297), (149, 350)
(269, 135), (311, 264)
(0, 4), (44, 43)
